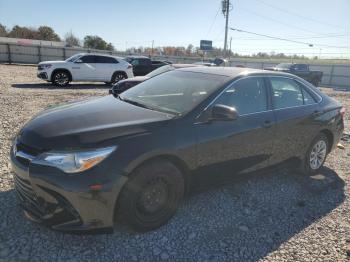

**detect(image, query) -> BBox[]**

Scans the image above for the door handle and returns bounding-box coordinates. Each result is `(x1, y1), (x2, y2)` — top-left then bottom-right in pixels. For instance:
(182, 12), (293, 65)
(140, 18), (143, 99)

(262, 120), (273, 128)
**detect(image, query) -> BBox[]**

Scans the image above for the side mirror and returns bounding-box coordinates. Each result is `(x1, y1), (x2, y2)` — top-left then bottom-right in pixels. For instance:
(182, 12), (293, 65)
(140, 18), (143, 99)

(211, 104), (238, 121)
(75, 59), (83, 63)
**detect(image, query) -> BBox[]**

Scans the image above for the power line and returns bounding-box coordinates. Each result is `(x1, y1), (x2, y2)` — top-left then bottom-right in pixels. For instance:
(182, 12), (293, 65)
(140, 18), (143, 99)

(230, 27), (350, 50)
(231, 33), (350, 41)
(205, 8), (220, 38)
(230, 27), (314, 46)
(239, 8), (322, 34)
(255, 0), (350, 31)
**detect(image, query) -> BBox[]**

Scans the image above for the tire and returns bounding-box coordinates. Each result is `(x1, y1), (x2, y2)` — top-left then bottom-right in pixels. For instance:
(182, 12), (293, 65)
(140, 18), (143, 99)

(111, 72), (127, 84)
(299, 133), (329, 175)
(115, 159), (184, 232)
(52, 70), (70, 87)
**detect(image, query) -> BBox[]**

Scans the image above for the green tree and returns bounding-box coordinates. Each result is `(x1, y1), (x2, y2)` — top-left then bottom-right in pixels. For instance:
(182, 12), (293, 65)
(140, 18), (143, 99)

(38, 26), (61, 41)
(84, 35), (112, 50)
(106, 42), (115, 51)
(8, 25), (38, 39)
(65, 32), (80, 47)
(0, 23), (7, 37)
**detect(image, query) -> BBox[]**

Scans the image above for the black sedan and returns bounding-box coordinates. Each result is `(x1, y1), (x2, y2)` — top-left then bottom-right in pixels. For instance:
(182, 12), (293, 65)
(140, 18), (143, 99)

(10, 67), (344, 233)
(109, 63), (200, 95)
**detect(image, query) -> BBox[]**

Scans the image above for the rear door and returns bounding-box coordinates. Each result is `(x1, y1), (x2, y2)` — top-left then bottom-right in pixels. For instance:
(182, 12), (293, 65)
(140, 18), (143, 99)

(267, 76), (320, 164)
(195, 76), (277, 175)
(95, 56), (118, 81)
(72, 55), (98, 80)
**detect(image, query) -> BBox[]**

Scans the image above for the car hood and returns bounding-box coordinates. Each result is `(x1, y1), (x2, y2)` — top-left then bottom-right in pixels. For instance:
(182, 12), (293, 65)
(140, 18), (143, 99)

(38, 61), (67, 65)
(120, 76), (149, 83)
(18, 95), (173, 150)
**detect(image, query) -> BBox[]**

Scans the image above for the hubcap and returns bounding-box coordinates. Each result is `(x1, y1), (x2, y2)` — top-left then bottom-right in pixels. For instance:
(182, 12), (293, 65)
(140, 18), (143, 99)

(139, 181), (168, 213)
(114, 74), (125, 83)
(55, 73), (68, 85)
(309, 140), (327, 170)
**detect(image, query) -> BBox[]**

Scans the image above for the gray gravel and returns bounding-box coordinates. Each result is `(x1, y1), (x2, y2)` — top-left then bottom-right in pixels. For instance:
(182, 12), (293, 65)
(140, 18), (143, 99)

(0, 64), (350, 262)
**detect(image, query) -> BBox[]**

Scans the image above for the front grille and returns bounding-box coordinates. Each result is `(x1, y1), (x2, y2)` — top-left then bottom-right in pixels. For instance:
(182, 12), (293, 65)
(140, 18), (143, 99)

(38, 65), (44, 70)
(16, 142), (41, 156)
(14, 174), (44, 218)
(14, 142), (42, 167)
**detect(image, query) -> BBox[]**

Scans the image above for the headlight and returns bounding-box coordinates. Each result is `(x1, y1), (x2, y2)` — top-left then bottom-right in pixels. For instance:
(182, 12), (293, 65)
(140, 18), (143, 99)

(40, 64), (52, 69)
(36, 146), (116, 173)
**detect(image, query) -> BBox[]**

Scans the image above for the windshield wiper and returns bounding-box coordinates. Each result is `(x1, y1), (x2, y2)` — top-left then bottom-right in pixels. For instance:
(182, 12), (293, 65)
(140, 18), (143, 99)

(118, 96), (181, 116)
(118, 96), (155, 111)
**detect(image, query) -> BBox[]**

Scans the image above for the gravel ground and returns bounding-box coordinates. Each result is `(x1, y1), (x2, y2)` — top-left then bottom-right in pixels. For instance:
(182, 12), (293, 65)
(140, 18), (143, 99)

(0, 64), (349, 262)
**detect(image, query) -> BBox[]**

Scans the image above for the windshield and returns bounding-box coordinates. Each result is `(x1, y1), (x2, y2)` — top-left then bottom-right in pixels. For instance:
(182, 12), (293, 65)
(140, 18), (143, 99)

(146, 65), (174, 78)
(120, 70), (228, 115)
(276, 63), (292, 69)
(66, 54), (82, 62)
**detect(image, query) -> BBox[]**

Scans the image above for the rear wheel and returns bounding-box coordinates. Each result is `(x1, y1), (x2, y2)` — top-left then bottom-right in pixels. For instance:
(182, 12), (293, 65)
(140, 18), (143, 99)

(52, 71), (70, 87)
(115, 159), (184, 232)
(111, 72), (127, 85)
(299, 133), (329, 175)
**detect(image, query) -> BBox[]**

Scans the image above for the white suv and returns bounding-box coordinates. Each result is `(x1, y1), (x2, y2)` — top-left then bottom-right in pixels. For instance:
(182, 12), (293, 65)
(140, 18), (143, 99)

(37, 53), (134, 87)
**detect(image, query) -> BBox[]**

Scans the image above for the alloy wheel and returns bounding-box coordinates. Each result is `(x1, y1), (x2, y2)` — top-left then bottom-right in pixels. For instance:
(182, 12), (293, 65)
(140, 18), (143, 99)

(309, 140), (327, 170)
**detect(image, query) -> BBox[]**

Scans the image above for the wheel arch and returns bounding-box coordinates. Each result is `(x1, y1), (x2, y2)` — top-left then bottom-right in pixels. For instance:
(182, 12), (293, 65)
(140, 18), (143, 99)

(51, 68), (73, 81)
(111, 70), (128, 82)
(320, 129), (334, 152)
(112, 153), (191, 224)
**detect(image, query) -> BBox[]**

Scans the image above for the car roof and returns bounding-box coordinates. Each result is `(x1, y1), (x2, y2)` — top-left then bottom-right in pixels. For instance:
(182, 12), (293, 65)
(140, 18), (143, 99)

(171, 63), (202, 68)
(177, 66), (299, 79)
(125, 55), (149, 59)
(76, 53), (124, 60)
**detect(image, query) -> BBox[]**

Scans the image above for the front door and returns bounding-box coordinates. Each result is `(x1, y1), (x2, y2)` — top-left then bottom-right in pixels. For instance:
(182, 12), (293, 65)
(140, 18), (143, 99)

(195, 77), (276, 175)
(72, 55), (98, 80)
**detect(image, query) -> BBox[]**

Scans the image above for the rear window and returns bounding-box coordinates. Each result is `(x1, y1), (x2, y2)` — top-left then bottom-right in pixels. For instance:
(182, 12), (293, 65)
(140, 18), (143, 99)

(95, 56), (118, 64)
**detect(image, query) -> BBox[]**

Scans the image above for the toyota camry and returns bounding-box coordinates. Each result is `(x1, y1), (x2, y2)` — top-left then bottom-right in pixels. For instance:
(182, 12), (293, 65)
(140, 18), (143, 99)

(10, 67), (344, 233)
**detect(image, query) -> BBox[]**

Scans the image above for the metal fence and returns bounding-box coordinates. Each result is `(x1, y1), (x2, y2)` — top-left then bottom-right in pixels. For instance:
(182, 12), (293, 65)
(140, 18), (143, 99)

(1, 42), (350, 89)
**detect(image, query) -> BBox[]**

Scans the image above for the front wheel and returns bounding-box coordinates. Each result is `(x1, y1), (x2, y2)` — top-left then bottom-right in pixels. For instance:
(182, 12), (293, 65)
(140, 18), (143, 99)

(299, 133), (329, 175)
(52, 71), (70, 87)
(115, 159), (184, 232)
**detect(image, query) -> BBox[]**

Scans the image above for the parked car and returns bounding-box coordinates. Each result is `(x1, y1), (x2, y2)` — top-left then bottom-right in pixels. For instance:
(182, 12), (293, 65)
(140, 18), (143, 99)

(123, 56), (170, 76)
(265, 63), (323, 86)
(11, 67), (344, 233)
(37, 53), (134, 87)
(109, 63), (200, 95)
(193, 61), (216, 66)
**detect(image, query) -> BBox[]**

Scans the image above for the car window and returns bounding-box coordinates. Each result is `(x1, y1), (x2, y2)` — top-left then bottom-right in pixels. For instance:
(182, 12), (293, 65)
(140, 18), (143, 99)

(293, 64), (308, 71)
(214, 77), (267, 115)
(95, 56), (118, 63)
(301, 87), (317, 105)
(80, 55), (96, 63)
(130, 59), (139, 66)
(271, 78), (303, 109)
(120, 71), (229, 115)
(146, 65), (173, 78)
(139, 59), (150, 66)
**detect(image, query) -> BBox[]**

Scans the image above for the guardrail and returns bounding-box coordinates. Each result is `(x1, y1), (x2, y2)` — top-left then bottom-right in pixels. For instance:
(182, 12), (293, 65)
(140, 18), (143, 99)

(1, 43), (349, 89)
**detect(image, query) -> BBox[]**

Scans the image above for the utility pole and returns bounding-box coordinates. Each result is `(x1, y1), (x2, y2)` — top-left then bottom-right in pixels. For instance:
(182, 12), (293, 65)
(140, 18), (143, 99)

(222, 0), (230, 57)
(151, 40), (154, 56)
(229, 37), (232, 60)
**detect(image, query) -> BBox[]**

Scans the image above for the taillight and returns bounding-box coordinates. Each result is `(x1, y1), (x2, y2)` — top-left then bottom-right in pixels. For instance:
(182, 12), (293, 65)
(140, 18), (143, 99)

(339, 107), (346, 117)
(127, 65), (132, 69)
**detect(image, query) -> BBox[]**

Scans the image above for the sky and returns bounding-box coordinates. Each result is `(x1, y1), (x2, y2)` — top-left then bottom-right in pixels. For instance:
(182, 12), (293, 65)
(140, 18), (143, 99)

(1, 0), (350, 58)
